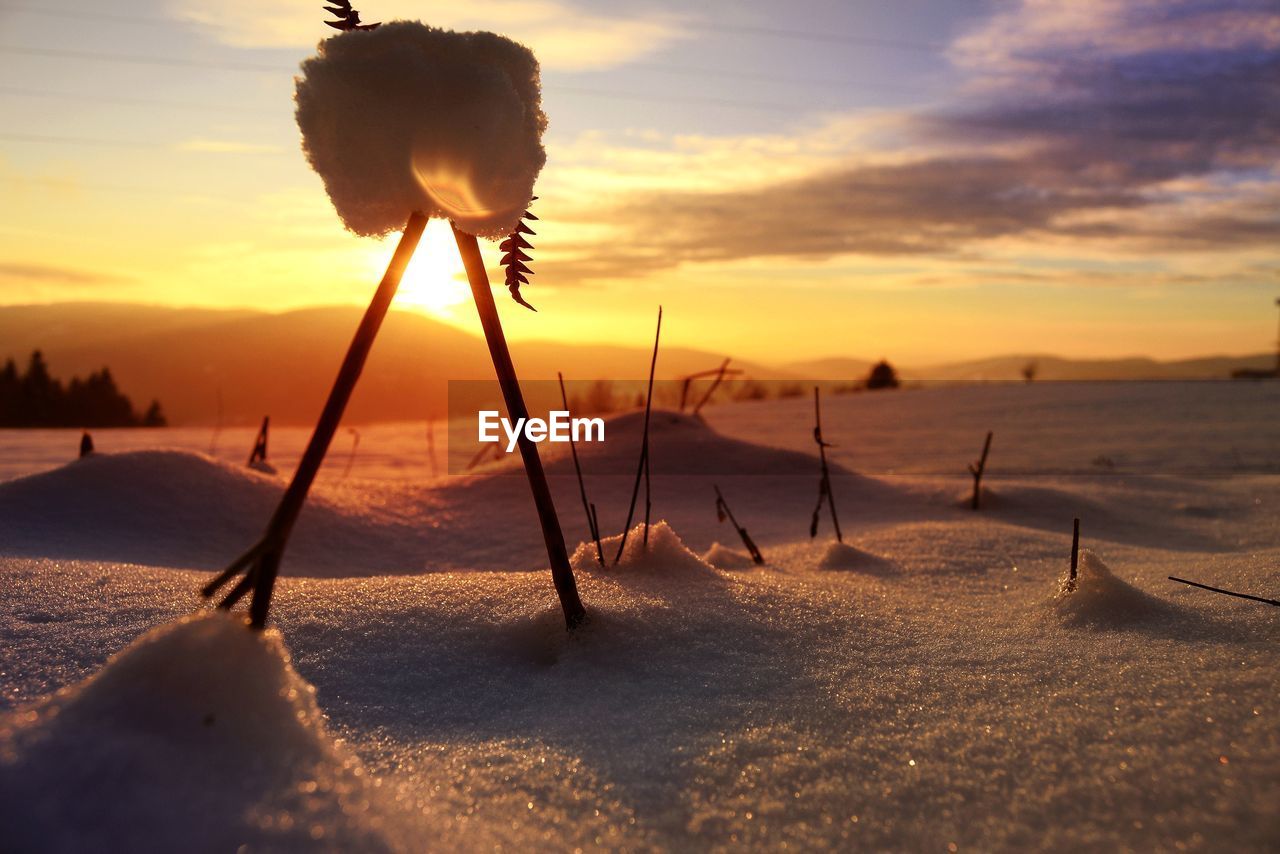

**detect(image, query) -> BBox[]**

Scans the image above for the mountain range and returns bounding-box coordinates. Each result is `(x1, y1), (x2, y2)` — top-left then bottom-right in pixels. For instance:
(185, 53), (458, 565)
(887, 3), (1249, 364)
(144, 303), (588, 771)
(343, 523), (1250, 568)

(1, 303), (1272, 425)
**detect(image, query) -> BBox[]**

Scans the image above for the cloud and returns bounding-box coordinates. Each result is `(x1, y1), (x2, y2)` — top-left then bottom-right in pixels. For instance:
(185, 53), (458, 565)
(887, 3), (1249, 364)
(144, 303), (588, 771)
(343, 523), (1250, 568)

(541, 0), (1280, 282)
(0, 263), (132, 285)
(168, 0), (688, 72)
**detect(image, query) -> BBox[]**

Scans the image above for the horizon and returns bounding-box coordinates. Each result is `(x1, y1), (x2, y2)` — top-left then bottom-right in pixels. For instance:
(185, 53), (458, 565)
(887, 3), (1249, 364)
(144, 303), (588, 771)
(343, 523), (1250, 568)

(2, 1), (1278, 364)
(0, 299), (1274, 369)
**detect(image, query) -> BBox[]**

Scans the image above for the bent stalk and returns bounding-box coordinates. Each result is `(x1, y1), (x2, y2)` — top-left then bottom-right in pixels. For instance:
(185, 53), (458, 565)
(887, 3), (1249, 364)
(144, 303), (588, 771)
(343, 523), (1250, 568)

(202, 211), (428, 628)
(453, 223), (587, 629)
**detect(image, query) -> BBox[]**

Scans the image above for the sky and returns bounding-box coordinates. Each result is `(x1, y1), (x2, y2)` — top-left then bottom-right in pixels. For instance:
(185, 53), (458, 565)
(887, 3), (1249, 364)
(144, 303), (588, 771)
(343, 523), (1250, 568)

(0, 0), (1277, 365)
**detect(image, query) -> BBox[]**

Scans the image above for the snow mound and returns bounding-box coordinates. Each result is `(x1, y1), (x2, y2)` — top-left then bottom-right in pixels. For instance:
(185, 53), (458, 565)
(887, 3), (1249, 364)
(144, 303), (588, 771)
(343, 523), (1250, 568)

(817, 541), (895, 574)
(248, 458), (278, 476)
(703, 542), (757, 569)
(0, 450), (418, 575)
(0, 612), (390, 852)
(571, 521), (715, 576)
(1052, 550), (1175, 626)
(296, 22), (545, 239)
(553, 409), (842, 476)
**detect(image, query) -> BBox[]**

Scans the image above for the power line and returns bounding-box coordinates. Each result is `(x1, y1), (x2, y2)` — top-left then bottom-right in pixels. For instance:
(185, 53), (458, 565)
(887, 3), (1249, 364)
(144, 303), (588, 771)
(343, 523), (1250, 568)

(0, 85), (279, 117)
(0, 3), (949, 53)
(690, 21), (946, 53)
(0, 3), (172, 27)
(0, 132), (286, 154)
(0, 175), (243, 203)
(0, 44), (286, 73)
(0, 131), (168, 149)
(0, 45), (851, 114)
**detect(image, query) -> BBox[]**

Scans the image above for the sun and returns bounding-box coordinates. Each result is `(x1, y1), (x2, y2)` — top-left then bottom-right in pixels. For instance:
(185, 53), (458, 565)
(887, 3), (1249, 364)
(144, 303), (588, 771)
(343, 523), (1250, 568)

(390, 219), (471, 316)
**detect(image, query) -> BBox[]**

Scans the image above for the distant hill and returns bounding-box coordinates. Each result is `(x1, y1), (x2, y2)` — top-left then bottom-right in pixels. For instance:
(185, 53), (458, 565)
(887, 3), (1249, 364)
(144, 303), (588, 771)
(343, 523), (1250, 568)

(0, 304), (783, 425)
(781, 357), (876, 381)
(1, 304), (1270, 424)
(906, 353), (1277, 382)
(785, 352), (1275, 383)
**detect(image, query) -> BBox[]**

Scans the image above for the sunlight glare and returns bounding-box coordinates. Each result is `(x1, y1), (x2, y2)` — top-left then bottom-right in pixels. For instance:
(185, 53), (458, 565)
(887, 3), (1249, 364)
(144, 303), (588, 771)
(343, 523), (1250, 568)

(392, 219), (470, 317)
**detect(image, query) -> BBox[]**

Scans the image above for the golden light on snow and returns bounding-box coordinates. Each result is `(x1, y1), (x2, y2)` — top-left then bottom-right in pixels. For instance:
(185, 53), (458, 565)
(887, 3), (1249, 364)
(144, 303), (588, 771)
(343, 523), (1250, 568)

(391, 219), (470, 316)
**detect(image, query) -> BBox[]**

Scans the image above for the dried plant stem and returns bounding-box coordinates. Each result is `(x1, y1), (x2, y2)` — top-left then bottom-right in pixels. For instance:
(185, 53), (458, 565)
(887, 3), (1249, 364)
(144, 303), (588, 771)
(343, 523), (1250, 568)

(1069, 517), (1081, 588)
(691, 359), (731, 416)
(203, 211), (428, 628)
(809, 386), (843, 542)
(342, 427), (360, 478)
(714, 484), (765, 564)
(560, 371), (604, 567)
(969, 430), (992, 510)
(426, 419), (438, 478)
(247, 416), (269, 466)
(453, 223), (586, 629)
(1168, 576), (1280, 607)
(615, 306), (663, 563)
(643, 432), (652, 547)
(678, 362), (742, 414)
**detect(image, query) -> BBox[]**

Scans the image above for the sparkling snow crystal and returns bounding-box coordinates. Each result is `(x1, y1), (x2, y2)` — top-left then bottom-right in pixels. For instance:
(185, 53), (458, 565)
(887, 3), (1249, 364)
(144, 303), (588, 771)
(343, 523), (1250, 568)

(295, 22), (547, 238)
(0, 612), (389, 851)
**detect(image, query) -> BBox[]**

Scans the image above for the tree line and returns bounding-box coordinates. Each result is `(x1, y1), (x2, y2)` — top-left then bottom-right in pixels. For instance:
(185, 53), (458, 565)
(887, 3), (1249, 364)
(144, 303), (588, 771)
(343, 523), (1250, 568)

(0, 351), (166, 427)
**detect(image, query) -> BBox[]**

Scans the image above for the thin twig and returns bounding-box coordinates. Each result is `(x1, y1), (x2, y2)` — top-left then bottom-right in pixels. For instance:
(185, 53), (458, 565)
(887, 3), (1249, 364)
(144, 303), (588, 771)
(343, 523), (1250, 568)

(969, 430), (992, 510)
(615, 306), (662, 563)
(643, 439), (652, 547)
(691, 358), (731, 416)
(247, 415), (269, 466)
(200, 212), (428, 629)
(1068, 517), (1080, 590)
(560, 372), (604, 567)
(678, 363), (743, 414)
(454, 223), (586, 629)
(426, 418), (438, 478)
(1168, 576), (1280, 607)
(809, 387), (843, 542)
(714, 484), (765, 564)
(342, 427), (360, 478)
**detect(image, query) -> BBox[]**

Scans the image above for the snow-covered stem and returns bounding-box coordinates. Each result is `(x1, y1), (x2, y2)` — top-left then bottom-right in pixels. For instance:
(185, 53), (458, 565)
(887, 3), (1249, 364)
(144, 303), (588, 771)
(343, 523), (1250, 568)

(714, 484), (765, 565)
(969, 430), (992, 510)
(809, 387), (843, 542)
(614, 306), (662, 562)
(559, 371), (604, 567)
(201, 212), (427, 628)
(453, 223), (586, 629)
(1168, 576), (1280, 607)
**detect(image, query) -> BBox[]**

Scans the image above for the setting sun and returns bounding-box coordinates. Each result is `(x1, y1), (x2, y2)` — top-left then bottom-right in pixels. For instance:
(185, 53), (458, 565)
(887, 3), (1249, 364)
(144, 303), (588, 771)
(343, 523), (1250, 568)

(390, 219), (471, 316)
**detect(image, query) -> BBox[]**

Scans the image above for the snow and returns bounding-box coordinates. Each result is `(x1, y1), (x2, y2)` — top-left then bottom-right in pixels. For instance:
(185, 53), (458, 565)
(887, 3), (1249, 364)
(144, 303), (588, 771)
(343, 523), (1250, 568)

(571, 521), (716, 576)
(703, 542), (757, 569)
(295, 22), (546, 239)
(0, 450), (425, 575)
(1052, 549), (1178, 626)
(0, 611), (389, 852)
(817, 540), (895, 574)
(1, 384), (1278, 850)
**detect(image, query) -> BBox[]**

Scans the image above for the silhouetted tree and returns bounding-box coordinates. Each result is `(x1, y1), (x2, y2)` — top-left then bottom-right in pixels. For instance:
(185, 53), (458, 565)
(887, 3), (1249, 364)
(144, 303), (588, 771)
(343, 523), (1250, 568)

(865, 360), (900, 390)
(0, 351), (165, 427)
(143, 401), (167, 427)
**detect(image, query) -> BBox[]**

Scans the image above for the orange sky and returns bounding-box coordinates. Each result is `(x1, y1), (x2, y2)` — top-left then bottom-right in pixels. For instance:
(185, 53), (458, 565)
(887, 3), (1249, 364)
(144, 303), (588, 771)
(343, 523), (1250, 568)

(1, 0), (1277, 365)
